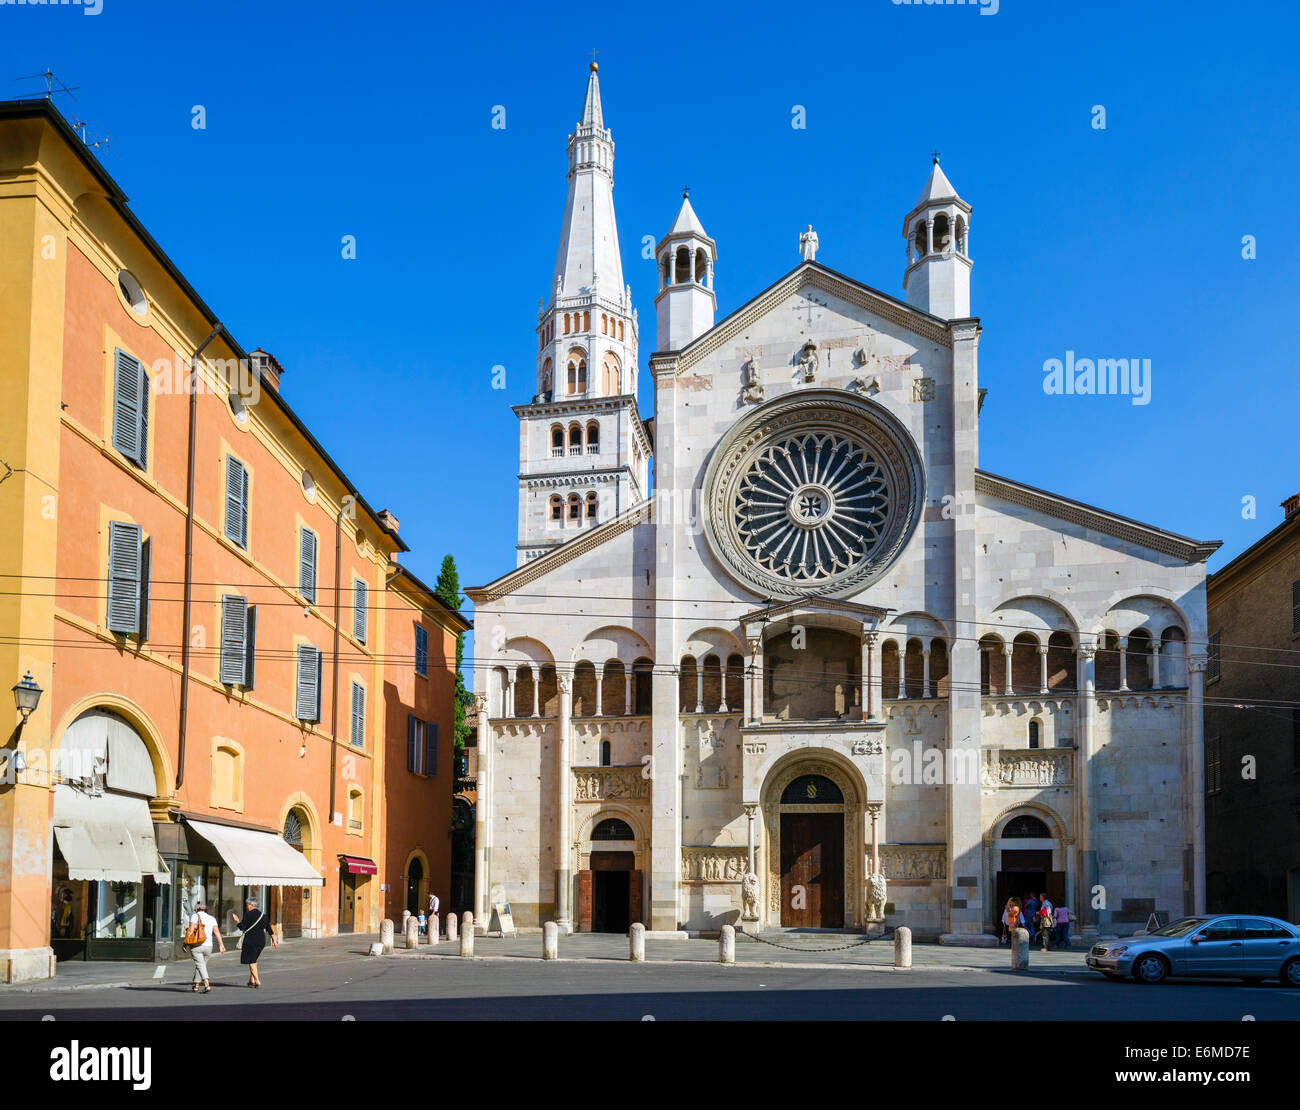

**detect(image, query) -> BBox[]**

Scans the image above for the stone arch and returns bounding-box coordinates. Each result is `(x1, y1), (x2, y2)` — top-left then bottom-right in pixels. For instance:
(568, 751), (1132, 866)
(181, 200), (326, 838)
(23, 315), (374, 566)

(278, 792), (324, 872)
(990, 799), (1070, 842)
(1093, 588), (1192, 638)
(52, 693), (174, 801)
(402, 846), (431, 916)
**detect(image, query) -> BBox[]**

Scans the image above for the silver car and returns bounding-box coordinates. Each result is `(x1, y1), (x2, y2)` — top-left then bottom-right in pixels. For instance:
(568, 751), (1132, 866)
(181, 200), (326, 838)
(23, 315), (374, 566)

(1086, 915), (1300, 985)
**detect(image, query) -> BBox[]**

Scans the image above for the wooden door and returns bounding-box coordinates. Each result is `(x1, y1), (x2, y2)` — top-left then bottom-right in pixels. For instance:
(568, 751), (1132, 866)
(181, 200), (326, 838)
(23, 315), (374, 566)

(629, 870), (643, 926)
(577, 870), (593, 933)
(339, 873), (356, 933)
(281, 886), (302, 939)
(780, 814), (844, 928)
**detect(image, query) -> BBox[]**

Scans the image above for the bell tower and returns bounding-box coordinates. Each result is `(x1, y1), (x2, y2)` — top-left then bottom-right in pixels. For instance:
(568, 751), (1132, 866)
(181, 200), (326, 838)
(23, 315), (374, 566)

(902, 156), (972, 320)
(654, 190), (717, 352)
(514, 64), (652, 566)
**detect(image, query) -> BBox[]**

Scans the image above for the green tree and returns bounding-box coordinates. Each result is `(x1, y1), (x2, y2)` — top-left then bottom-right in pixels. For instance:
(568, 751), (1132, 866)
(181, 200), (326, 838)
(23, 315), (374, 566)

(434, 555), (473, 765)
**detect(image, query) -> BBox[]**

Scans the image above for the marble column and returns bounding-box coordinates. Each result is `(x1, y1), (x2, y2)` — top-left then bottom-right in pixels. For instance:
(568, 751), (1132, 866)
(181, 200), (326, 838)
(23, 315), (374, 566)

(863, 630), (878, 720)
(1003, 645), (1014, 696)
(625, 667), (634, 715)
(867, 802), (882, 873)
(1037, 645), (1049, 695)
(695, 665), (704, 714)
(505, 677), (515, 719)
(532, 672), (540, 717)
(594, 667), (603, 718)
(1151, 644), (1162, 689)
(744, 804), (758, 875)
(473, 693), (490, 924)
(1187, 654), (1208, 913)
(922, 646), (932, 699)
(897, 650), (906, 700)
(1118, 639), (1129, 691)
(556, 674), (574, 931)
(749, 636), (764, 722)
(1076, 641), (1097, 932)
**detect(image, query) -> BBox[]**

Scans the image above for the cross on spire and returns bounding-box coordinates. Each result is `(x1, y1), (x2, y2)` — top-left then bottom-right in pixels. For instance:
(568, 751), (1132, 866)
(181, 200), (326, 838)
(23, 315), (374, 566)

(682, 184), (690, 199)
(931, 149), (941, 164)
(589, 48), (599, 70)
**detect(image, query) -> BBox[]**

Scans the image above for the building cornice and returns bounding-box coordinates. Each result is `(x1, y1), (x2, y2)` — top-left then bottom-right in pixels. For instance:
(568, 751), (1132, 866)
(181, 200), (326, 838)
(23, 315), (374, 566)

(655, 261), (960, 377)
(469, 498), (654, 604)
(975, 470), (1220, 564)
(1206, 513), (1300, 606)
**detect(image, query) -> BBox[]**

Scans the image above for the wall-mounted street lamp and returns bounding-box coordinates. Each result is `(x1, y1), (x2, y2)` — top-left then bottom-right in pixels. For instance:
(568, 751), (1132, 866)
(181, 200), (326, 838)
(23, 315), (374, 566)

(12, 671), (41, 723)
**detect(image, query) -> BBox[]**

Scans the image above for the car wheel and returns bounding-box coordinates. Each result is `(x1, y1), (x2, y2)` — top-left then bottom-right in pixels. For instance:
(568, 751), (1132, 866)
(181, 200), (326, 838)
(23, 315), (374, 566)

(1134, 953), (1169, 984)
(1282, 959), (1300, 988)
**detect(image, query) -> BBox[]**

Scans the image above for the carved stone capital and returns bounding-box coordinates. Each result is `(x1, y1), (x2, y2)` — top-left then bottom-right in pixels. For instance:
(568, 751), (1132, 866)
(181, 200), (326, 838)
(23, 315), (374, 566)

(474, 693), (489, 715)
(1078, 643), (1097, 661)
(866, 802), (883, 819)
(1187, 654), (1209, 674)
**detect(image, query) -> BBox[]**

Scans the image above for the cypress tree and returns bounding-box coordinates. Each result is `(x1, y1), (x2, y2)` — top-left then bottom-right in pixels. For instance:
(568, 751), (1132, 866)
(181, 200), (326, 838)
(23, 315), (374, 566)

(434, 554), (473, 761)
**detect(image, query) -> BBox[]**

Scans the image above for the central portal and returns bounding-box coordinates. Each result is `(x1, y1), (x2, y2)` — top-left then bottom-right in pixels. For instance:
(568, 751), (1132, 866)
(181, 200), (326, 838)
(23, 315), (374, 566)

(780, 812), (844, 928)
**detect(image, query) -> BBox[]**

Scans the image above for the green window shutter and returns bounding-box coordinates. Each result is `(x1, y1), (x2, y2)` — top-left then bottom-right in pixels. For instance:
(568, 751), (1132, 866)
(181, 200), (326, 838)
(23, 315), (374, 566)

(407, 714), (419, 773)
(353, 579), (367, 643)
(220, 595), (248, 685)
(350, 682), (365, 747)
(296, 644), (320, 722)
(225, 457), (248, 548)
(138, 536), (151, 642)
(244, 605), (257, 691)
(426, 722), (439, 777)
(111, 350), (142, 465)
(106, 521), (142, 634)
(300, 529), (317, 604)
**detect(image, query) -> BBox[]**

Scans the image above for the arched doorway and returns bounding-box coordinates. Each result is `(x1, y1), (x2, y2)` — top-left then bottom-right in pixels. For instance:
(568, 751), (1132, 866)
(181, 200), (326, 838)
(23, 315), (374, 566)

(991, 810), (1066, 930)
(575, 812), (643, 933)
(406, 857), (425, 917)
(761, 757), (864, 930)
(275, 809), (309, 939)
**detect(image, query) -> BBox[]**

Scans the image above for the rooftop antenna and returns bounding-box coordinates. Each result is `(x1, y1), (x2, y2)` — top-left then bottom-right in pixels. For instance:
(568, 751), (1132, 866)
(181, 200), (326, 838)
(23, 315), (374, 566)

(12, 68), (80, 102)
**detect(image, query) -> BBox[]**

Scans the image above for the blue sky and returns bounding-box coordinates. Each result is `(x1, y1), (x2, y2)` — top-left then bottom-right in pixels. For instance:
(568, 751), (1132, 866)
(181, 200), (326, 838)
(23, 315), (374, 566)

(5, 0), (1298, 626)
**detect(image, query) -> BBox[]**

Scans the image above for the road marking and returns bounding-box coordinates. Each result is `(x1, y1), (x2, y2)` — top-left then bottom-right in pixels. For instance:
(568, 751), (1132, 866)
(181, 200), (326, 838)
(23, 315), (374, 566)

(153, 965), (165, 980)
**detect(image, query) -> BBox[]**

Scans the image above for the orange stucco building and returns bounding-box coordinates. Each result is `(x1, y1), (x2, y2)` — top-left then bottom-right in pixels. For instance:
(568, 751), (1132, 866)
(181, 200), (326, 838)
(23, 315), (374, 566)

(0, 99), (469, 981)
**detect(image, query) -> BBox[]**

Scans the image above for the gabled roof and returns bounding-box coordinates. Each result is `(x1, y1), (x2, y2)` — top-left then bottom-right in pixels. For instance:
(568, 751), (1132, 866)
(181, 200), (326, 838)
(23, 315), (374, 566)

(652, 260), (964, 374)
(975, 470), (1220, 563)
(467, 498), (654, 605)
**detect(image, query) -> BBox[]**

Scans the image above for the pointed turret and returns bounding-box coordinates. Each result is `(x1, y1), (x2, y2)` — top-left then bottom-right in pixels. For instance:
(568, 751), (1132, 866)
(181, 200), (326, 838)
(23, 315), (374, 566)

(654, 190), (717, 352)
(902, 156), (973, 319)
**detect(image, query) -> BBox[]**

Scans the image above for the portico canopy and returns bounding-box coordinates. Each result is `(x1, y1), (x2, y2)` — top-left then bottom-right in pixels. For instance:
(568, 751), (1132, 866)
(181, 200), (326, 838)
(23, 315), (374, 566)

(186, 819), (324, 887)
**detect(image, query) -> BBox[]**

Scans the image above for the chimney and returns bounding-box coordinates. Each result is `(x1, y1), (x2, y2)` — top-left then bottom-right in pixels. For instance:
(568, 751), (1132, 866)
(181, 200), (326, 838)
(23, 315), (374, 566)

(1283, 493), (1300, 521)
(249, 348), (284, 392)
(378, 509), (399, 534)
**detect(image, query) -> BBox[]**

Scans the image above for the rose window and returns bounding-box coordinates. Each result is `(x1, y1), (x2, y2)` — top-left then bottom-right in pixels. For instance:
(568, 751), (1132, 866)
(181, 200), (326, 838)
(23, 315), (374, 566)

(734, 431), (890, 582)
(702, 390), (924, 598)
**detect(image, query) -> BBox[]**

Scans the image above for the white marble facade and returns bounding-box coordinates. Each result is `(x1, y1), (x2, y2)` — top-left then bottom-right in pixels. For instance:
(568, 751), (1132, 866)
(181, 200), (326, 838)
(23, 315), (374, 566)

(466, 69), (1218, 939)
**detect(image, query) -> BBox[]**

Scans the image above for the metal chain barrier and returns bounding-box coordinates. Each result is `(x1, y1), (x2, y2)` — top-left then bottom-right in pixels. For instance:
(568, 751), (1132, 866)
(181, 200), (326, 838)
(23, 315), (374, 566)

(736, 931), (879, 953)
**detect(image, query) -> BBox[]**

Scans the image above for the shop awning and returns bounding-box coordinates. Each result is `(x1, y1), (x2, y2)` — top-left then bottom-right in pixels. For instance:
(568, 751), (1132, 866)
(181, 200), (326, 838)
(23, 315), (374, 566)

(339, 855), (377, 875)
(52, 786), (170, 883)
(186, 819), (324, 887)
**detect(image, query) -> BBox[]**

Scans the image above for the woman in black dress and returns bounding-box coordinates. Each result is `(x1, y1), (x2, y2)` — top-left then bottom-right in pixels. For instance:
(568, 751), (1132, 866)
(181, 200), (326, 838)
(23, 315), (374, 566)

(230, 897), (277, 988)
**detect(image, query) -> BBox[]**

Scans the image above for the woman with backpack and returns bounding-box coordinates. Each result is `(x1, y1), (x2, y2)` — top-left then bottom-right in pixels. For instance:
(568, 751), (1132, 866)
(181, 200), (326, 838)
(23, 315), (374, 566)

(230, 896), (278, 988)
(183, 901), (225, 994)
(1000, 897), (1022, 945)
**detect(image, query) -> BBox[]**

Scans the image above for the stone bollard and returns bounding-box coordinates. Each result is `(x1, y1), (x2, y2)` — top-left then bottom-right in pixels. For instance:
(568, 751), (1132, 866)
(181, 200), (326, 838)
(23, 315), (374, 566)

(427, 913), (439, 944)
(367, 941), (384, 957)
(719, 925), (735, 965)
(543, 921), (558, 960)
(404, 914), (420, 950)
(460, 912), (474, 957)
(629, 922), (646, 962)
(446, 913), (458, 942)
(894, 926), (912, 968)
(380, 918), (395, 955)
(1011, 927), (1030, 970)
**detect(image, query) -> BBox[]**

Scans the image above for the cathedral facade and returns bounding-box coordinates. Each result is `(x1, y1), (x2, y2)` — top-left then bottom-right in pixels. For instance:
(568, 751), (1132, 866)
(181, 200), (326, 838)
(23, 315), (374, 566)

(465, 65), (1218, 940)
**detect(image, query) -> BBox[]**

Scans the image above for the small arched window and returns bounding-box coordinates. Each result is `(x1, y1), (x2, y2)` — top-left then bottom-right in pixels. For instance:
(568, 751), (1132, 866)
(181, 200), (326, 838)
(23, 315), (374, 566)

(592, 817), (633, 841)
(695, 247), (708, 283)
(675, 246), (690, 284)
(549, 495), (563, 522)
(563, 313), (570, 334)
(567, 361), (577, 395)
(567, 494), (581, 520)
(1028, 719), (1040, 749)
(583, 310), (590, 332)
(585, 491), (598, 520)
(568, 423), (582, 452)
(618, 320), (624, 341)
(586, 422), (600, 453)
(551, 425), (564, 455)
(933, 212), (951, 252)
(913, 220), (928, 259)
(600, 740), (611, 766)
(1003, 815), (1051, 839)
(576, 359), (587, 393)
